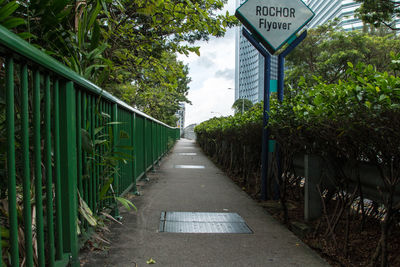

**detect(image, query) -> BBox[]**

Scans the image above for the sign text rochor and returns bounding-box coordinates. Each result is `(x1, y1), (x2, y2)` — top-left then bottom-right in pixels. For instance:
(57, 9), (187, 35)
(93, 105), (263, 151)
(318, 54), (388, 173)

(235, 0), (314, 53)
(256, 6), (296, 31)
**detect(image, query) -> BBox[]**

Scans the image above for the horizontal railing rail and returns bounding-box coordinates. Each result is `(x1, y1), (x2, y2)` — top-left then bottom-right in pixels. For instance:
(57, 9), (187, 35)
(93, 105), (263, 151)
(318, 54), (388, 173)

(0, 24), (179, 267)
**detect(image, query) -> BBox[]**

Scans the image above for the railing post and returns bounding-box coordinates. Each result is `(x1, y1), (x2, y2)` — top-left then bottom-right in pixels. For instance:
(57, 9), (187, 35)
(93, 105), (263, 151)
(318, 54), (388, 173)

(59, 81), (79, 266)
(6, 56), (19, 267)
(112, 103), (120, 218)
(132, 113), (139, 195)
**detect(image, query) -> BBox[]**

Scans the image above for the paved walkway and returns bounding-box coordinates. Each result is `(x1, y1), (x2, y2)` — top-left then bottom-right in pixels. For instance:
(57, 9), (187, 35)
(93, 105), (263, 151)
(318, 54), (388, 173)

(82, 139), (329, 266)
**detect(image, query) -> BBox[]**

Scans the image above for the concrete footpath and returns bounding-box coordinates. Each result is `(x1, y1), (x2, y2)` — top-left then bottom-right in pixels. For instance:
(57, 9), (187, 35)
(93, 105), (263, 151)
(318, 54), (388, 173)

(82, 139), (329, 267)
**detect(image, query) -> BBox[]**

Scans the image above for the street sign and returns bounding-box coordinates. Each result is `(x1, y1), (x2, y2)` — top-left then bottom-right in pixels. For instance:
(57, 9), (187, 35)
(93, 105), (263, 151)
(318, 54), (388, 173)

(235, 0), (314, 54)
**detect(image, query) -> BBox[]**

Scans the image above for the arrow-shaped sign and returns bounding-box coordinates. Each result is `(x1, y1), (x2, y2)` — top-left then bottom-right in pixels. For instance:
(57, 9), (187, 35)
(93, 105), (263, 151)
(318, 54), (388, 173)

(235, 0), (314, 54)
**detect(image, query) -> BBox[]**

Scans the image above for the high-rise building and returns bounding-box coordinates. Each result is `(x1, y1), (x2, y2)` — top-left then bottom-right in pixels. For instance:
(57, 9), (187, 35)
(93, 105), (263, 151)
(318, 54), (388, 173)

(235, 26), (278, 104)
(234, 0), (279, 104)
(305, 0), (363, 31)
(305, 0), (400, 31)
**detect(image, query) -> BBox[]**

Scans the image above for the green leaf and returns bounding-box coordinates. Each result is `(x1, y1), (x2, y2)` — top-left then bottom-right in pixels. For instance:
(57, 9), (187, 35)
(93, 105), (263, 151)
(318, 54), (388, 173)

(17, 32), (35, 40)
(146, 258), (156, 264)
(94, 139), (107, 145)
(99, 177), (114, 200)
(1, 240), (9, 248)
(357, 76), (365, 84)
(78, 192), (97, 226)
(94, 126), (105, 136)
(115, 196), (137, 211)
(2, 17), (24, 29)
(0, 1), (19, 22)
(88, 0), (101, 30)
(314, 94), (323, 106)
(100, 111), (111, 119)
(90, 20), (101, 50)
(0, 226), (9, 239)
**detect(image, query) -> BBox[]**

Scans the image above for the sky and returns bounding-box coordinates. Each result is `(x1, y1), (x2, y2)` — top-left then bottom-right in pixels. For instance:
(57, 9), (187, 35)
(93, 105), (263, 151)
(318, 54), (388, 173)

(178, 0), (238, 127)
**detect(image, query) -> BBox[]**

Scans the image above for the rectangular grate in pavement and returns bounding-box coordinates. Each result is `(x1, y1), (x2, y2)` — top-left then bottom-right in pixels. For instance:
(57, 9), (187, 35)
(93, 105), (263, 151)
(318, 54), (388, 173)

(178, 152), (197, 156)
(174, 165), (205, 169)
(159, 212), (253, 234)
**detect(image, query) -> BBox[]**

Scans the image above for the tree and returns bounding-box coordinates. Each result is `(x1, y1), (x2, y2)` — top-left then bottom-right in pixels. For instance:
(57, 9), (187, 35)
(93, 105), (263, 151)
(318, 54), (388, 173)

(232, 98), (253, 114)
(6, 0), (237, 125)
(111, 52), (191, 125)
(285, 21), (400, 89)
(355, 0), (400, 30)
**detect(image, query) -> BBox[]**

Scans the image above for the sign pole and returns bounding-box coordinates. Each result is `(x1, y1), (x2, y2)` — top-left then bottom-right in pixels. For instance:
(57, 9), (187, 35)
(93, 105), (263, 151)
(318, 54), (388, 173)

(236, 0), (313, 201)
(242, 28), (271, 200)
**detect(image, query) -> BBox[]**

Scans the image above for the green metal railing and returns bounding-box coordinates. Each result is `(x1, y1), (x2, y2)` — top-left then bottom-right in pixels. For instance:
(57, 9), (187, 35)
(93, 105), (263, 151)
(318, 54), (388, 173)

(0, 25), (179, 266)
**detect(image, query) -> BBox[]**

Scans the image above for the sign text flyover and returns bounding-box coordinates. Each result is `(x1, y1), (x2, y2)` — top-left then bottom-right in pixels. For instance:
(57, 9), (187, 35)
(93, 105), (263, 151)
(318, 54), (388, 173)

(235, 0), (314, 54)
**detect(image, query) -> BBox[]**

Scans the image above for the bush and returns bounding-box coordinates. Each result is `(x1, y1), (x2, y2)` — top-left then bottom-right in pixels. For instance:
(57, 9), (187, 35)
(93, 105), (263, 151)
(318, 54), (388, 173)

(195, 63), (400, 266)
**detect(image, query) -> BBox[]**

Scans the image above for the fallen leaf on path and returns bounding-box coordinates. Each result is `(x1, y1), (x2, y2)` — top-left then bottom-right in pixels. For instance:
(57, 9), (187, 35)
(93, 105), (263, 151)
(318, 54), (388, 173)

(147, 258), (156, 264)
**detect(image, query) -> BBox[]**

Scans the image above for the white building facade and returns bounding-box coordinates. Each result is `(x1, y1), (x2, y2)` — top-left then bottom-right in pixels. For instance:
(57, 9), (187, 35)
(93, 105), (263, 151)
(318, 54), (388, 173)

(235, 27), (278, 104)
(235, 0), (278, 104)
(305, 0), (363, 31)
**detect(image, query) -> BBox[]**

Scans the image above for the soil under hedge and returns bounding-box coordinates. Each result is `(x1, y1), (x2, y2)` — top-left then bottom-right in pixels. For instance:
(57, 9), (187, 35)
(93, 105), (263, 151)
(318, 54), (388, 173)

(221, 164), (400, 267)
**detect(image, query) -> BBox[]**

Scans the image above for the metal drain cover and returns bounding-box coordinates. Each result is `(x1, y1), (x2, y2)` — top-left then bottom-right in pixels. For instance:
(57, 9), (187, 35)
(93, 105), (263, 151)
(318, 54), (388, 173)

(159, 212), (253, 234)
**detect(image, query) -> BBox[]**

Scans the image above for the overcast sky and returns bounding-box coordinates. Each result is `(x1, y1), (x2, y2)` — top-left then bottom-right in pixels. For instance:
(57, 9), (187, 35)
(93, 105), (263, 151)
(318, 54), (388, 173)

(178, 0), (237, 127)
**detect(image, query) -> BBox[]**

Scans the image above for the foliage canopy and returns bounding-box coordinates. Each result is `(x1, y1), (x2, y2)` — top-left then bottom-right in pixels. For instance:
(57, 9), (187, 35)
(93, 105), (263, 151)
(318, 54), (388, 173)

(2, 0), (237, 125)
(355, 0), (400, 30)
(232, 98), (253, 114)
(285, 21), (400, 89)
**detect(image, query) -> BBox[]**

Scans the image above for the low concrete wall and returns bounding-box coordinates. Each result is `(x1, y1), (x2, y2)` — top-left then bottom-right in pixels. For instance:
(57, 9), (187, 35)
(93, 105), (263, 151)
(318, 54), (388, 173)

(293, 154), (400, 221)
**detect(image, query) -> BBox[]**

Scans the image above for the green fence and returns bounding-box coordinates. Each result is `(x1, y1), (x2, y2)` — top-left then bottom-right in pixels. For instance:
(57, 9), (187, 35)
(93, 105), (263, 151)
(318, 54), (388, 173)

(0, 25), (179, 266)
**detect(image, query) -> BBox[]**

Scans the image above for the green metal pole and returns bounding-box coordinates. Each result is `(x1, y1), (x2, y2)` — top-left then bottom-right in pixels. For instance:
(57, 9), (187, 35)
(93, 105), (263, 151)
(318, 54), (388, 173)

(45, 75), (55, 266)
(88, 96), (94, 210)
(21, 63), (33, 267)
(131, 113), (138, 194)
(82, 92), (88, 208)
(77, 90), (83, 196)
(94, 98), (99, 213)
(99, 101), (105, 209)
(53, 79), (64, 259)
(6, 56), (19, 267)
(34, 70), (45, 266)
(143, 118), (147, 169)
(59, 81), (78, 266)
(112, 103), (120, 217)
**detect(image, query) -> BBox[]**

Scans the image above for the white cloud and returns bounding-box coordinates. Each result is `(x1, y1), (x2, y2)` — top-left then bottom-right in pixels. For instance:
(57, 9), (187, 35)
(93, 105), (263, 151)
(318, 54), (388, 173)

(179, 0), (238, 127)
(186, 77), (235, 126)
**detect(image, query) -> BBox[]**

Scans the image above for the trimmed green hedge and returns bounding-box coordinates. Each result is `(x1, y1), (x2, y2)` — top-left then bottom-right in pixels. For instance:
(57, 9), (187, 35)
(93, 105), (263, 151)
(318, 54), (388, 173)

(195, 63), (400, 265)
